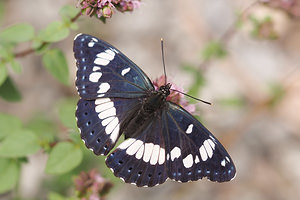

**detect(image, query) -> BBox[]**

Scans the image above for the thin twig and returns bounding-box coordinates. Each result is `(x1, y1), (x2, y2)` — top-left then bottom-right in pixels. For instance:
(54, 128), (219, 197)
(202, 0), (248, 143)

(14, 10), (82, 58)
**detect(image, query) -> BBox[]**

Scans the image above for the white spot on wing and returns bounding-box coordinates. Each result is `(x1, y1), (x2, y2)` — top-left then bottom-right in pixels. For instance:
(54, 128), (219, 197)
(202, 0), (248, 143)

(92, 37), (98, 42)
(121, 67), (131, 76)
(93, 66), (101, 71)
(95, 101), (114, 113)
(101, 116), (115, 126)
(96, 52), (115, 60)
(89, 72), (102, 82)
(158, 148), (165, 165)
(226, 156), (230, 162)
(98, 107), (116, 119)
(74, 33), (83, 40)
(95, 98), (110, 105)
(94, 58), (110, 66)
(105, 117), (119, 135)
(110, 124), (119, 143)
(106, 49), (117, 56)
(170, 147), (181, 161)
(203, 140), (213, 158)
(221, 159), (226, 167)
(208, 138), (215, 150)
(98, 82), (110, 94)
(199, 145), (208, 161)
(126, 140), (143, 155)
(185, 124), (193, 134)
(195, 155), (200, 164)
(88, 41), (95, 47)
(143, 143), (154, 163)
(118, 138), (136, 149)
(135, 144), (144, 159)
(150, 145), (160, 165)
(183, 154), (194, 168)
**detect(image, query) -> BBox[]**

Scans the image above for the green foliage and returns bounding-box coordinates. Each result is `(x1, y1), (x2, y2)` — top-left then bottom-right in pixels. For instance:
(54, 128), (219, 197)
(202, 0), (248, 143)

(25, 115), (57, 150)
(0, 158), (20, 193)
(218, 96), (246, 107)
(0, 63), (7, 86)
(58, 98), (78, 129)
(0, 23), (34, 43)
(0, 129), (40, 158)
(60, 5), (80, 30)
(250, 15), (278, 40)
(48, 192), (78, 200)
(45, 142), (83, 175)
(0, 76), (22, 101)
(202, 41), (227, 61)
(0, 113), (22, 140)
(38, 21), (70, 43)
(268, 82), (285, 108)
(42, 48), (70, 85)
(182, 65), (205, 99)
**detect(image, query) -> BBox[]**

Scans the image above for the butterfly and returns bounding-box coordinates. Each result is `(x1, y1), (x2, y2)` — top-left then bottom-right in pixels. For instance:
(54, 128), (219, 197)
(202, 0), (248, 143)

(74, 33), (236, 187)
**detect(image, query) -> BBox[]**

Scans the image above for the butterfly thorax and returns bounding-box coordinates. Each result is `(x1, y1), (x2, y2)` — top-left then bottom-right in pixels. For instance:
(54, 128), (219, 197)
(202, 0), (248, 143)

(122, 83), (171, 138)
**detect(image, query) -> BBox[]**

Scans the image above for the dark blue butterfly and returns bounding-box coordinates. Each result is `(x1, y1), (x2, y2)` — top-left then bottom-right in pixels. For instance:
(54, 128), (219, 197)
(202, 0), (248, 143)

(74, 33), (236, 187)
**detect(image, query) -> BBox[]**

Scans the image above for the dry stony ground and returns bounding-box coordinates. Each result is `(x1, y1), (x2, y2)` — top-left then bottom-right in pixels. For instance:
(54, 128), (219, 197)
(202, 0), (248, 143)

(1, 0), (300, 200)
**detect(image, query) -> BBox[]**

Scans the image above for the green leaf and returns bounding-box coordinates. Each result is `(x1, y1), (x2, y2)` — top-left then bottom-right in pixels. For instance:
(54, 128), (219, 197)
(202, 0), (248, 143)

(268, 82), (285, 108)
(182, 65), (205, 98)
(202, 41), (227, 61)
(48, 192), (76, 200)
(0, 129), (40, 158)
(0, 76), (22, 102)
(45, 142), (82, 175)
(58, 98), (77, 129)
(26, 115), (57, 145)
(59, 5), (80, 20)
(218, 96), (245, 107)
(0, 23), (34, 43)
(10, 59), (22, 73)
(0, 113), (22, 140)
(0, 63), (7, 86)
(42, 49), (69, 85)
(0, 158), (20, 193)
(38, 21), (69, 42)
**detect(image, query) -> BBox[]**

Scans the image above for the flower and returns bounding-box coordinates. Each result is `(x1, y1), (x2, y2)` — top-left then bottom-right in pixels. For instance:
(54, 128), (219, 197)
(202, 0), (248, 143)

(79, 0), (141, 21)
(261, 0), (300, 18)
(74, 169), (113, 200)
(153, 75), (196, 114)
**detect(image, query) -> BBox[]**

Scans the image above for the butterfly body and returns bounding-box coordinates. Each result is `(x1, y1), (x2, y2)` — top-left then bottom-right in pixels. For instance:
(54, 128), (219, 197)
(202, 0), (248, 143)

(74, 33), (236, 187)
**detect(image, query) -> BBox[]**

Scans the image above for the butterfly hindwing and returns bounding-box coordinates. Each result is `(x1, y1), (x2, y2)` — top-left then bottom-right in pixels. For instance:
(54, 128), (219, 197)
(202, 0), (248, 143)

(76, 96), (143, 155)
(164, 102), (236, 182)
(74, 34), (154, 99)
(106, 115), (169, 187)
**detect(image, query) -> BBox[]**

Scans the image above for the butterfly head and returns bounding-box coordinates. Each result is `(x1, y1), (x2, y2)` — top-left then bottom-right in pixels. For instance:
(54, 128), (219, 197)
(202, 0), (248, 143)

(158, 83), (171, 99)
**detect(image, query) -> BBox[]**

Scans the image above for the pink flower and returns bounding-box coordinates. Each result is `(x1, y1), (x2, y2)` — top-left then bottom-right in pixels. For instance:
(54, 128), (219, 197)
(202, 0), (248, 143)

(79, 0), (141, 20)
(74, 169), (113, 200)
(153, 75), (196, 114)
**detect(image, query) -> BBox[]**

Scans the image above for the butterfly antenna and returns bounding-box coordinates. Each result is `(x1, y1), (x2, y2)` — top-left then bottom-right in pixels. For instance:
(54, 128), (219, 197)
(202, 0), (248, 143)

(170, 89), (212, 105)
(161, 38), (167, 85)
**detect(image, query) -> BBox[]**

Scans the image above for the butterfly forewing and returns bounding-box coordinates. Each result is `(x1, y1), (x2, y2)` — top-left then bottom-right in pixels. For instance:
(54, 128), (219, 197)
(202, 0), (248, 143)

(74, 34), (154, 99)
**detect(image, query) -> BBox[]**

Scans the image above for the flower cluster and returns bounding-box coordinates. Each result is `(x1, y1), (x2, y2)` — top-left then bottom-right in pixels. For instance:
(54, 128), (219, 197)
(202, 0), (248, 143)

(261, 0), (300, 17)
(153, 75), (196, 114)
(74, 169), (113, 200)
(79, 0), (141, 21)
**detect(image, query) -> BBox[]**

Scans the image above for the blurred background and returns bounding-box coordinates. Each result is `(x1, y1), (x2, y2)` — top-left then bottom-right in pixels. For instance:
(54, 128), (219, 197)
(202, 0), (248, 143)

(1, 0), (300, 199)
